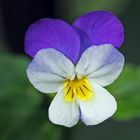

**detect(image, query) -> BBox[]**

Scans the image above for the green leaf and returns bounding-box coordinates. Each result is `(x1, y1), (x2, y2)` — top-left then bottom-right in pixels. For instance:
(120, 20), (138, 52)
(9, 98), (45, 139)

(107, 64), (140, 120)
(0, 53), (62, 140)
(0, 53), (41, 131)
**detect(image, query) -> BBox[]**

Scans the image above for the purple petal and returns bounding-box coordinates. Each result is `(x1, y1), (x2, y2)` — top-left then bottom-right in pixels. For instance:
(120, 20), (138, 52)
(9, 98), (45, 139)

(73, 11), (124, 52)
(25, 18), (81, 64)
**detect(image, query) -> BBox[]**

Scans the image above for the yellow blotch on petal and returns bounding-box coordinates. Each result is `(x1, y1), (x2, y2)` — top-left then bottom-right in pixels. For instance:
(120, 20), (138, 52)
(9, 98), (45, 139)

(64, 77), (93, 102)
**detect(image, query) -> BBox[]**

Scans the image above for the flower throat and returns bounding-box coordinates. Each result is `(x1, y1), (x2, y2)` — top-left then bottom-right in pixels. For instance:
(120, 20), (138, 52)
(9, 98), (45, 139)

(64, 77), (93, 102)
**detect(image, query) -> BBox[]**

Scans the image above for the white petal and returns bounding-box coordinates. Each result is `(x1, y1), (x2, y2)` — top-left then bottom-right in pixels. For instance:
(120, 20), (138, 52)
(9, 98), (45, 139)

(75, 44), (124, 86)
(27, 48), (75, 93)
(78, 81), (117, 126)
(49, 88), (79, 127)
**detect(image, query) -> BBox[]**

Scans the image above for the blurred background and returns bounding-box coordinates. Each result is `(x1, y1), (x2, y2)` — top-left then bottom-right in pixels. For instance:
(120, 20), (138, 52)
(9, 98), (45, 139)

(0, 0), (140, 140)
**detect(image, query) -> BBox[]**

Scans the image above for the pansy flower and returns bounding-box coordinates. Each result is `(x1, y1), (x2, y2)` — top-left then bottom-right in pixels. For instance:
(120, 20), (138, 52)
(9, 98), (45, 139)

(25, 11), (124, 127)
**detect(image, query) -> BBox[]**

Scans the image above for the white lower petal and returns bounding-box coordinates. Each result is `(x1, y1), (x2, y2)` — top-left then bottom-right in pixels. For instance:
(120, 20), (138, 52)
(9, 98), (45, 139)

(27, 48), (75, 93)
(49, 88), (79, 127)
(78, 81), (117, 126)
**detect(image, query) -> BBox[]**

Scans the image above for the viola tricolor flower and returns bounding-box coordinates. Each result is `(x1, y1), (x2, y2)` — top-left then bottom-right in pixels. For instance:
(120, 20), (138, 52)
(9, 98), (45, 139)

(25, 11), (124, 127)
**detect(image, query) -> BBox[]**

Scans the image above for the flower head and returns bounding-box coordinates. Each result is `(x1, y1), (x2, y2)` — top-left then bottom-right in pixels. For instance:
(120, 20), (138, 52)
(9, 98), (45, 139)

(25, 11), (125, 127)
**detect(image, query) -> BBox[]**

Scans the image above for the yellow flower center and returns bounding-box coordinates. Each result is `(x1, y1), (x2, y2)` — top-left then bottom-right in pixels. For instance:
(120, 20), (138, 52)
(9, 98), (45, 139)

(64, 77), (93, 102)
